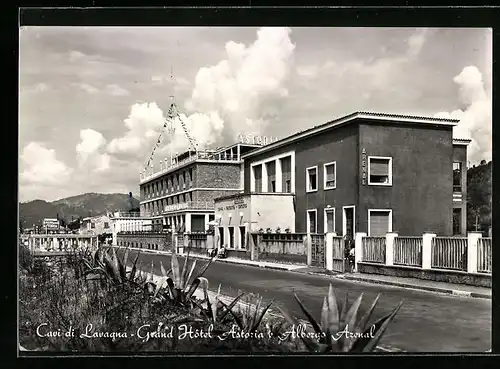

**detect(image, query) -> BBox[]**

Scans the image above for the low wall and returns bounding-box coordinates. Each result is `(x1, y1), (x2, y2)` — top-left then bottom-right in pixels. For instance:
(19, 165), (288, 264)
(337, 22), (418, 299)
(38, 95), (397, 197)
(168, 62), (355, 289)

(255, 233), (307, 265)
(116, 232), (172, 251)
(226, 249), (251, 260)
(357, 262), (491, 288)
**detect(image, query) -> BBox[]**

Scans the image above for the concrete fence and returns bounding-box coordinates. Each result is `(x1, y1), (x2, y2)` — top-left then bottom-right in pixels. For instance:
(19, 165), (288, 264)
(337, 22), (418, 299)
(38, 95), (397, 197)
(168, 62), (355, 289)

(355, 231), (491, 287)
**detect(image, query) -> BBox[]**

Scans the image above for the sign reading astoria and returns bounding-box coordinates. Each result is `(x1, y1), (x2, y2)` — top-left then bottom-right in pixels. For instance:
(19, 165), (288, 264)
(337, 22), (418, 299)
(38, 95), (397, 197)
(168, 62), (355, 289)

(237, 133), (279, 146)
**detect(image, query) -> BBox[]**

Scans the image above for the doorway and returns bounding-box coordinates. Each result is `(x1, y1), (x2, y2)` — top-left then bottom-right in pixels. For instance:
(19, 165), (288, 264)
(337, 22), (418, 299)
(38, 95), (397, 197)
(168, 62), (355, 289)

(342, 206), (355, 239)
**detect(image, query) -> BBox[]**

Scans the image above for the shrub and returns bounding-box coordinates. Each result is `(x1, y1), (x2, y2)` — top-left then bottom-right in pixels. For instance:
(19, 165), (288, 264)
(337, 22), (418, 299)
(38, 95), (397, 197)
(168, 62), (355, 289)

(278, 284), (403, 353)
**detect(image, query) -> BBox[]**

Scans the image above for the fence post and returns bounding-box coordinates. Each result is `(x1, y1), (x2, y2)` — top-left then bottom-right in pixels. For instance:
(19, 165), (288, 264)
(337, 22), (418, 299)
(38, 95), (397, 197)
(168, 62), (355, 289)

(422, 233), (436, 269)
(467, 232), (481, 273)
(325, 233), (334, 271)
(354, 232), (366, 272)
(306, 234), (312, 266)
(385, 233), (398, 266)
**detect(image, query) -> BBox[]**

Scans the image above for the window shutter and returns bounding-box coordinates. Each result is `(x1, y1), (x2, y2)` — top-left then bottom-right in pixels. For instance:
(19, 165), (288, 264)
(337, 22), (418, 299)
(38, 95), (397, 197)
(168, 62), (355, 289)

(370, 159), (389, 176)
(369, 211), (390, 236)
(326, 211), (334, 232)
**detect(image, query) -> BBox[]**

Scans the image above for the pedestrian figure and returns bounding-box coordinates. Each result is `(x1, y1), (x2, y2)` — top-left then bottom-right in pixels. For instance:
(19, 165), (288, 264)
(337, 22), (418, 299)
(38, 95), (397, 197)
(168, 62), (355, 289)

(348, 245), (356, 272)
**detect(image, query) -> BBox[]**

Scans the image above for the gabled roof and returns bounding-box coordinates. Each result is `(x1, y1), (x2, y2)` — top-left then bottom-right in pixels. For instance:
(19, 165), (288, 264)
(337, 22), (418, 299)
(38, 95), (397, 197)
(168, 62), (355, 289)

(241, 111), (459, 160)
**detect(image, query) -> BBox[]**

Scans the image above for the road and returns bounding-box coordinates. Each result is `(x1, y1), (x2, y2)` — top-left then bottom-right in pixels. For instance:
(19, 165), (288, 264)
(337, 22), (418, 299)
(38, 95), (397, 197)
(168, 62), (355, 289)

(116, 249), (491, 352)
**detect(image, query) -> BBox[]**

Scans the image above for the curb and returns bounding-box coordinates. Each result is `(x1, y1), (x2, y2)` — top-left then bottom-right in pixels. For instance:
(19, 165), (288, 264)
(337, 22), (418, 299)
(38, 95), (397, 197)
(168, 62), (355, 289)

(114, 247), (491, 300)
(337, 275), (492, 300)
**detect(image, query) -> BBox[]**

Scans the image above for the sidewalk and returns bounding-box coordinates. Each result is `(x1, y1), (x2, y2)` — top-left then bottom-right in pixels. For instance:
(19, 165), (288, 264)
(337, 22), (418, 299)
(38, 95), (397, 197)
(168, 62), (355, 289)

(116, 246), (492, 299)
(337, 273), (492, 299)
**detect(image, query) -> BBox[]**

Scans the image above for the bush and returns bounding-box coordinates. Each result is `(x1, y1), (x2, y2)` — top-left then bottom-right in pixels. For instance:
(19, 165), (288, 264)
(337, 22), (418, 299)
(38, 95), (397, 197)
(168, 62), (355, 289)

(19, 248), (401, 353)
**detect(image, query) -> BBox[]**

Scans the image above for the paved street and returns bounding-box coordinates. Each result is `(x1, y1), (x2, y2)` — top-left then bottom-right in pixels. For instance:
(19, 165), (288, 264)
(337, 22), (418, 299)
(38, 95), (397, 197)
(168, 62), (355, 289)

(117, 249), (491, 352)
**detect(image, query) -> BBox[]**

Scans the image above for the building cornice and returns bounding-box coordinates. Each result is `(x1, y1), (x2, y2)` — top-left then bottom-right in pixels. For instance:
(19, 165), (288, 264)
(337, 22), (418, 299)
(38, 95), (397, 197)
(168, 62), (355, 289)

(241, 111), (459, 160)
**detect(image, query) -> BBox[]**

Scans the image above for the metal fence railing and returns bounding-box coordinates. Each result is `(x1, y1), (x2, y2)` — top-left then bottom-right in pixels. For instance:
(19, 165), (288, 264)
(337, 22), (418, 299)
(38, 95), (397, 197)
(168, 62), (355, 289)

(394, 237), (423, 267)
(431, 237), (468, 271)
(477, 237), (492, 274)
(362, 237), (386, 263)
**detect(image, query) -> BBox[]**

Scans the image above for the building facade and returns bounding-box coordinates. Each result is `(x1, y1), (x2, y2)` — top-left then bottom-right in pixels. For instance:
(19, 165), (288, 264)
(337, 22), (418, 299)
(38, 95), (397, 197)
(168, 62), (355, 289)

(80, 214), (112, 236)
(138, 143), (261, 233)
(109, 211), (154, 245)
(230, 112), (470, 238)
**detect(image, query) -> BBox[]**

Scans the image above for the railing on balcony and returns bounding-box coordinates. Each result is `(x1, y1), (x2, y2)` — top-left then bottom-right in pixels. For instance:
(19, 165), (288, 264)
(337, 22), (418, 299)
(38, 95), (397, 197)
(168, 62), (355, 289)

(394, 236), (423, 267)
(140, 151), (241, 182)
(431, 237), (468, 271)
(156, 201), (214, 213)
(477, 237), (492, 274)
(362, 237), (386, 263)
(112, 212), (152, 218)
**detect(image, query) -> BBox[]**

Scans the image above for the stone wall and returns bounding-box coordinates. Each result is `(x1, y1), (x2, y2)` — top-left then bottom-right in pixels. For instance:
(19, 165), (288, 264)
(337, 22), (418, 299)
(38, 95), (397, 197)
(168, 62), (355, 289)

(357, 262), (491, 288)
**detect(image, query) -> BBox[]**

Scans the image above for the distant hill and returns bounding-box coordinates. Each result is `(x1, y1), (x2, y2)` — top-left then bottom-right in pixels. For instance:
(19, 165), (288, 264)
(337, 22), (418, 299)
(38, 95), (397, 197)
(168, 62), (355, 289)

(467, 160), (492, 234)
(19, 193), (140, 229)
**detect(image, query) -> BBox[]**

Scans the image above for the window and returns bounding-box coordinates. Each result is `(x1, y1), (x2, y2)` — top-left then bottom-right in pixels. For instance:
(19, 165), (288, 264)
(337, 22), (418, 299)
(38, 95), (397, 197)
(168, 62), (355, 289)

(270, 180), (276, 192)
(307, 209), (317, 233)
(239, 226), (246, 249)
(91, 222), (96, 229)
(368, 157), (392, 185)
(324, 208), (335, 233)
(453, 208), (462, 235)
(306, 166), (318, 192)
(285, 179), (291, 193)
(228, 227), (235, 248)
(453, 162), (462, 192)
(324, 162), (336, 189)
(368, 209), (392, 237)
(104, 222), (110, 229)
(253, 165), (263, 192)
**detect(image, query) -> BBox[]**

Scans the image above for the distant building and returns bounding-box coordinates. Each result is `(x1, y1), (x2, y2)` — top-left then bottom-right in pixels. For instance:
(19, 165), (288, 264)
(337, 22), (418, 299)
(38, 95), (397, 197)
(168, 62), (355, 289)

(109, 211), (153, 245)
(80, 214), (112, 236)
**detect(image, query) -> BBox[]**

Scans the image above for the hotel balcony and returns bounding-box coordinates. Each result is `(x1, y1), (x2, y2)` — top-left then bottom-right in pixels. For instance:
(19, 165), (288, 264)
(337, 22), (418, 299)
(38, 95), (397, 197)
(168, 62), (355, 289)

(453, 185), (463, 202)
(111, 211), (153, 218)
(140, 150), (240, 184)
(146, 201), (215, 216)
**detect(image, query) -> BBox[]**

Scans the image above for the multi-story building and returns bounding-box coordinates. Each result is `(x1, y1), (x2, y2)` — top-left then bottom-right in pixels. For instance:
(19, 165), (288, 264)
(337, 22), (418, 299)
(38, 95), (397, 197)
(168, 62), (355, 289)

(138, 143), (261, 233)
(214, 111), (470, 248)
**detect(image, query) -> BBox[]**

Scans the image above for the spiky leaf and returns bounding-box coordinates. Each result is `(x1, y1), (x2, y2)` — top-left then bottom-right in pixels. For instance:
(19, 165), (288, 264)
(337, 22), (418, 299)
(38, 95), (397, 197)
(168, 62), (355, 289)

(360, 300), (404, 352)
(293, 293), (323, 335)
(171, 253), (181, 287)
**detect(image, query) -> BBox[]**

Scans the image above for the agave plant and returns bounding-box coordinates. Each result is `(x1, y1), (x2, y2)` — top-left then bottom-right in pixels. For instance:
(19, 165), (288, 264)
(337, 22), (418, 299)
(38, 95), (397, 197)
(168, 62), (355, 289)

(277, 284), (404, 353)
(150, 248), (215, 308)
(82, 246), (143, 288)
(191, 281), (245, 328)
(222, 293), (274, 334)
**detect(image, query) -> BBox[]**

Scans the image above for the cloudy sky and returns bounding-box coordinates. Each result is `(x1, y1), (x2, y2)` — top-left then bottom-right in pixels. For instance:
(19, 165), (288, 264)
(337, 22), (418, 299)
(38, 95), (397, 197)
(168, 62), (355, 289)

(19, 27), (492, 203)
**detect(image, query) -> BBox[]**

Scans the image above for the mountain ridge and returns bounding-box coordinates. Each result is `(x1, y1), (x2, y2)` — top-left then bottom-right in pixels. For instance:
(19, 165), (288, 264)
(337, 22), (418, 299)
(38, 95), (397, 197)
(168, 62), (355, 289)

(19, 193), (140, 229)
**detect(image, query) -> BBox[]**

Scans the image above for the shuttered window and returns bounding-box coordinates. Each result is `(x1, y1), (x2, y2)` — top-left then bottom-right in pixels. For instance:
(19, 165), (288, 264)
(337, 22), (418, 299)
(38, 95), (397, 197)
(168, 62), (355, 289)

(369, 157), (392, 185)
(324, 162), (336, 189)
(369, 210), (391, 236)
(325, 209), (335, 233)
(253, 165), (262, 192)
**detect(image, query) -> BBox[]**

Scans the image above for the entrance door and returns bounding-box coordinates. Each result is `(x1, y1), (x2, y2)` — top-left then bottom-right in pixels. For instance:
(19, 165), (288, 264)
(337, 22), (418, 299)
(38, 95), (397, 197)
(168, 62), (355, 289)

(343, 206), (355, 239)
(453, 208), (462, 235)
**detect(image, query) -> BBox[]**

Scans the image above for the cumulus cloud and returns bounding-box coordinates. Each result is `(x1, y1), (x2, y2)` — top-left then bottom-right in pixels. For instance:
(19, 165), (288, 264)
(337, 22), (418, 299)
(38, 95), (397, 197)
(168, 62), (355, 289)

(107, 102), (166, 157)
(76, 129), (111, 172)
(434, 66), (492, 163)
(407, 28), (428, 57)
(20, 142), (73, 185)
(105, 27), (296, 172)
(177, 27), (295, 150)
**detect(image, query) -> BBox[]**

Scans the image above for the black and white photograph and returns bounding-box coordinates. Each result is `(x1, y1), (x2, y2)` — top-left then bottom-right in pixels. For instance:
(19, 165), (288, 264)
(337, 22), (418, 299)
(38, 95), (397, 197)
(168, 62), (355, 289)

(18, 16), (492, 354)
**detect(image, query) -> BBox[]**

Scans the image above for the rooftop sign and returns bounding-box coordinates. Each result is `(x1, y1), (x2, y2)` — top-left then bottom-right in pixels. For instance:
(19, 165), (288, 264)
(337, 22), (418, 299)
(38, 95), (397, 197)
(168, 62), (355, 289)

(237, 133), (278, 146)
